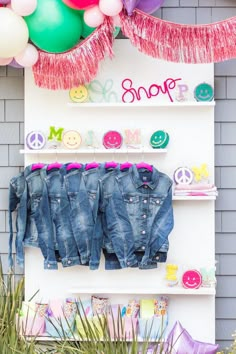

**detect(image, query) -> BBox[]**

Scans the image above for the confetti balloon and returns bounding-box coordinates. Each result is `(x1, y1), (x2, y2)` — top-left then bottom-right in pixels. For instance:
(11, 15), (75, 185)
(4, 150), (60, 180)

(24, 0), (82, 53)
(62, 0), (99, 10)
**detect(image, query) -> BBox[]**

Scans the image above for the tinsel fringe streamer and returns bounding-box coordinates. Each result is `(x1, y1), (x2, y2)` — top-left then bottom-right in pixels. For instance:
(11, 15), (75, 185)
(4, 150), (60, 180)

(120, 9), (236, 64)
(32, 17), (114, 90)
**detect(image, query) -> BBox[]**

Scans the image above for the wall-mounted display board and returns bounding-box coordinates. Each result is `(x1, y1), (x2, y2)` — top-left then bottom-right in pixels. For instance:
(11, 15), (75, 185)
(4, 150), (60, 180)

(23, 40), (215, 344)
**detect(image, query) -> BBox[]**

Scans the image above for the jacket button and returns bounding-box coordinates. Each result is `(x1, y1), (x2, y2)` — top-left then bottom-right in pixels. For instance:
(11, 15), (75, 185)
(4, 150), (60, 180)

(156, 200), (160, 204)
(142, 230), (146, 234)
(144, 185), (148, 189)
(129, 198), (133, 202)
(47, 264), (51, 268)
(143, 200), (147, 203)
(142, 246), (145, 250)
(143, 214), (147, 218)
(156, 256), (159, 260)
(127, 262), (130, 265)
(68, 260), (71, 264)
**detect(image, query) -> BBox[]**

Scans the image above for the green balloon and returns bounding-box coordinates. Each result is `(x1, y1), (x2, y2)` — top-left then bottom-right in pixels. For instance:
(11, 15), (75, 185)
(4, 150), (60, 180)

(81, 22), (96, 39)
(113, 27), (121, 38)
(24, 0), (82, 53)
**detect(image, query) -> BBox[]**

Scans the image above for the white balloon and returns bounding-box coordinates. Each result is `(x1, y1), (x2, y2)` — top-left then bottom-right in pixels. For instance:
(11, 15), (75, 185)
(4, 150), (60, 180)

(99, 0), (123, 17)
(0, 8), (29, 58)
(11, 0), (37, 16)
(15, 43), (39, 67)
(84, 5), (105, 27)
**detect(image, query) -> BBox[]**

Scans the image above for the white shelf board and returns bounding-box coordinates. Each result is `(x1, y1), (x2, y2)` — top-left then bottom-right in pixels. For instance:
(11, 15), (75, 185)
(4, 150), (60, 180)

(20, 148), (167, 154)
(69, 287), (215, 295)
(173, 195), (216, 200)
(68, 102), (215, 108)
(25, 336), (163, 342)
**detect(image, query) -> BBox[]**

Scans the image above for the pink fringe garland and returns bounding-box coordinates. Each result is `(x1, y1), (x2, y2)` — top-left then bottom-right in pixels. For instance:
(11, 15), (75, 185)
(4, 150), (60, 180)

(120, 9), (236, 64)
(32, 17), (114, 90)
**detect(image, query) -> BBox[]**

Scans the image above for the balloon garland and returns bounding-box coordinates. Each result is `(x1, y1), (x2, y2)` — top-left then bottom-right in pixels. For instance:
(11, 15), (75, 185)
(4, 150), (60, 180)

(32, 16), (114, 90)
(3, 0), (236, 88)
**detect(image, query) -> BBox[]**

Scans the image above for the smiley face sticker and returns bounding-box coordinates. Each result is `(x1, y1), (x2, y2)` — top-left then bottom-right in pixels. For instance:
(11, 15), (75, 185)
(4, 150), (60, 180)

(182, 270), (202, 289)
(69, 85), (89, 103)
(194, 83), (214, 102)
(150, 130), (169, 149)
(63, 130), (82, 149)
(103, 131), (123, 149)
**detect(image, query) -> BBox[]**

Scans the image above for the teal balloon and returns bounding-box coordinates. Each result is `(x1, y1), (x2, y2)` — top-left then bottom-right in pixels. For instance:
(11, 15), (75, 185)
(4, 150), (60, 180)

(81, 22), (96, 39)
(24, 0), (82, 53)
(113, 27), (120, 38)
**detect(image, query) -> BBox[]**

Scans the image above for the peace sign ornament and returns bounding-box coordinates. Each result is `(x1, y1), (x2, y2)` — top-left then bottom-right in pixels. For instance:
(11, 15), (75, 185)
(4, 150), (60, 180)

(174, 167), (194, 185)
(26, 131), (46, 150)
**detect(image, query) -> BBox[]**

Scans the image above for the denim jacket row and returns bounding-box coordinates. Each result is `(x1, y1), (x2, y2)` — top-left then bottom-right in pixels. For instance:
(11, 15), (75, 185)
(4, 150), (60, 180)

(9, 163), (174, 271)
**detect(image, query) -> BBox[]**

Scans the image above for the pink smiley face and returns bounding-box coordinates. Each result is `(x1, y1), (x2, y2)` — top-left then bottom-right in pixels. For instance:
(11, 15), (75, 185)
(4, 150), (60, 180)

(103, 131), (123, 149)
(182, 270), (202, 289)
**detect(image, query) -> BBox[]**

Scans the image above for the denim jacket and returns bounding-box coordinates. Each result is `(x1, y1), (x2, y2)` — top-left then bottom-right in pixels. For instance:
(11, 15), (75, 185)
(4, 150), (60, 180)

(64, 167), (94, 264)
(9, 171), (27, 269)
(100, 165), (174, 270)
(44, 166), (81, 267)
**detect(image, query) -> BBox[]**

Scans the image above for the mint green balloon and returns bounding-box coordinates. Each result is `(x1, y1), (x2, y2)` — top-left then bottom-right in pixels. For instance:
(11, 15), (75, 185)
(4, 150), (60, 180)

(81, 22), (96, 39)
(24, 0), (82, 53)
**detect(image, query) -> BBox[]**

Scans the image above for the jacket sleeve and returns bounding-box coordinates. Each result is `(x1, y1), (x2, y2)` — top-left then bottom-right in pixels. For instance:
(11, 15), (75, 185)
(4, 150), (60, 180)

(148, 183), (174, 258)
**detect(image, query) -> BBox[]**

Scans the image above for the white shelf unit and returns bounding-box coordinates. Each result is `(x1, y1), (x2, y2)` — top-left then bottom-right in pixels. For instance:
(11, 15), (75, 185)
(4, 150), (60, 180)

(68, 102), (215, 108)
(24, 41), (216, 345)
(69, 287), (216, 296)
(20, 148), (167, 154)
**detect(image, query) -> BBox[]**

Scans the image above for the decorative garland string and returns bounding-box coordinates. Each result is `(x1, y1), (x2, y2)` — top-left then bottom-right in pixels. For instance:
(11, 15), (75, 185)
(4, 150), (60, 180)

(32, 17), (114, 90)
(120, 9), (236, 64)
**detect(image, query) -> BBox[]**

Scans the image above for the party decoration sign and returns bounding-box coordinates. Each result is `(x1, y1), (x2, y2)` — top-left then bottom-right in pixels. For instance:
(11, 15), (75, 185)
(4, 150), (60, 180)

(194, 82), (214, 102)
(149, 130), (169, 149)
(173, 167), (194, 185)
(48, 126), (64, 142)
(26, 131), (46, 150)
(182, 270), (202, 289)
(103, 130), (123, 149)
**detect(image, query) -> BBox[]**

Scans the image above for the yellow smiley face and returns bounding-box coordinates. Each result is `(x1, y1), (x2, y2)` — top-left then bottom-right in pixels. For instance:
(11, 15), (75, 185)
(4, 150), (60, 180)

(63, 130), (82, 149)
(69, 85), (89, 103)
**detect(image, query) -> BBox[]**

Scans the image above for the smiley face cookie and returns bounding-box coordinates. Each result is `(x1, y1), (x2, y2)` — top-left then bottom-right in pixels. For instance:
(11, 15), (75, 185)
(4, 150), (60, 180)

(63, 130), (82, 149)
(150, 130), (169, 149)
(103, 131), (122, 149)
(194, 83), (214, 102)
(69, 85), (89, 103)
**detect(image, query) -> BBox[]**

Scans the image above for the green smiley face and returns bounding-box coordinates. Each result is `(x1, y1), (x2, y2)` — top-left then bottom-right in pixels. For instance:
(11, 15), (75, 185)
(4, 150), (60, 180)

(150, 130), (169, 149)
(194, 83), (214, 102)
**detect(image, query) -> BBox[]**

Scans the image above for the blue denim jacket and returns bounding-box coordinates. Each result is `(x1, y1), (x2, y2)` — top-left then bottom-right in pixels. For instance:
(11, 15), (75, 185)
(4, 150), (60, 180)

(64, 167), (94, 264)
(9, 171), (27, 269)
(100, 165), (174, 270)
(44, 166), (81, 267)
(26, 166), (58, 270)
(116, 165), (174, 269)
(99, 166), (139, 269)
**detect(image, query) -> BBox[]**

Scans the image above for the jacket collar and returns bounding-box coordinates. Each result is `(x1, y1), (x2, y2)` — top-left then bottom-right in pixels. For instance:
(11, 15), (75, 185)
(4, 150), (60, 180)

(131, 165), (159, 190)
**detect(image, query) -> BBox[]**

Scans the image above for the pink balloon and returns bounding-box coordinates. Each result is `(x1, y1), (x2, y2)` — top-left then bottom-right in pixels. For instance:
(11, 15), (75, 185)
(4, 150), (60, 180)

(15, 43), (39, 67)
(11, 0), (37, 16)
(84, 5), (104, 27)
(122, 0), (138, 16)
(136, 0), (164, 14)
(166, 321), (219, 354)
(113, 14), (121, 27)
(0, 56), (13, 65)
(0, 0), (11, 3)
(62, 0), (99, 10)
(99, 0), (123, 16)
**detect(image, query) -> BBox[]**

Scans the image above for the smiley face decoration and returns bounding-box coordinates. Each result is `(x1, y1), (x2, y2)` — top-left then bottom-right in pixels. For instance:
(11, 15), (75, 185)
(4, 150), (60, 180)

(150, 130), (169, 149)
(194, 82), (214, 102)
(103, 130), (123, 149)
(182, 270), (202, 289)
